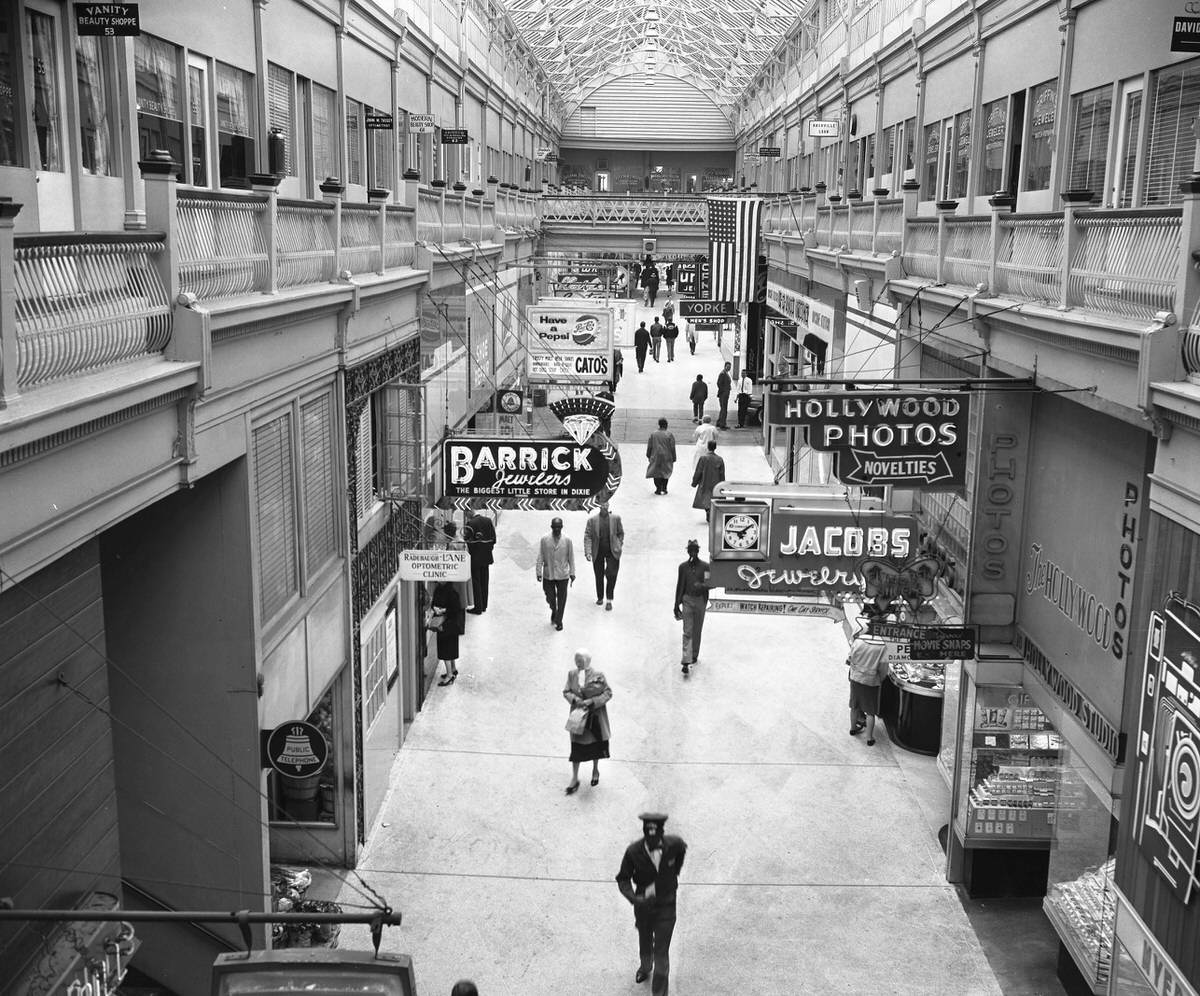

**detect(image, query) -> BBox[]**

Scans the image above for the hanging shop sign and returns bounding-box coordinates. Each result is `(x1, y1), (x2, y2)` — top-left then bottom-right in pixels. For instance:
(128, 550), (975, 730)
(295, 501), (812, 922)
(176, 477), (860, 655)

(708, 501), (914, 596)
(1172, 14), (1200, 52)
(442, 129), (468, 144)
(365, 111), (394, 130)
(767, 390), (971, 487)
(264, 721), (329, 780)
(496, 388), (524, 415)
(75, 3), (140, 35)
(869, 621), (977, 660)
(764, 282), (834, 342)
(442, 437), (621, 509)
(758, 146), (782, 157)
(408, 113), (436, 133)
(535, 147), (553, 161)
(679, 299), (738, 318)
(808, 119), (841, 138)
(549, 395), (616, 445)
(743, 154), (763, 167)
(525, 305), (613, 385)
(1131, 593), (1200, 905)
(707, 597), (842, 618)
(397, 548), (470, 582)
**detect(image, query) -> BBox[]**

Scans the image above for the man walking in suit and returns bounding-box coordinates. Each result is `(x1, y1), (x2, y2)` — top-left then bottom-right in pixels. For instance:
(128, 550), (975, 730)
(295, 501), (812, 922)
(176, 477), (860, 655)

(715, 361), (733, 429)
(584, 501), (624, 611)
(673, 540), (711, 675)
(616, 811), (688, 995)
(535, 517), (575, 631)
(464, 507), (497, 614)
(634, 322), (651, 372)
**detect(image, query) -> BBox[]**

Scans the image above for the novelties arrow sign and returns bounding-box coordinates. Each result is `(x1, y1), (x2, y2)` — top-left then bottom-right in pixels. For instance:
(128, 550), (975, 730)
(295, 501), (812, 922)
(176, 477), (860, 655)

(841, 449), (955, 486)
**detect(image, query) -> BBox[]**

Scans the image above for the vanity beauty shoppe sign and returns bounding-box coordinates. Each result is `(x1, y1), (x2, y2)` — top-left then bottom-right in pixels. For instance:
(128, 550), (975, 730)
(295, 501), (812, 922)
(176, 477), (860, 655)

(708, 495), (916, 597)
(768, 390), (970, 488)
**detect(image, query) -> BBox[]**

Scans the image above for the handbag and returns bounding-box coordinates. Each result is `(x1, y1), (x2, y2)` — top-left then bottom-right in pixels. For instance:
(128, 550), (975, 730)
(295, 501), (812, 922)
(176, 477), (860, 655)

(425, 610), (445, 632)
(565, 706), (588, 735)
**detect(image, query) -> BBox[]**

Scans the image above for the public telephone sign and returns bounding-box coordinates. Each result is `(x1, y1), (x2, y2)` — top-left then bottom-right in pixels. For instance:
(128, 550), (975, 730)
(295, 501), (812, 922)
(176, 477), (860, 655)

(264, 721), (329, 780)
(767, 390), (971, 487)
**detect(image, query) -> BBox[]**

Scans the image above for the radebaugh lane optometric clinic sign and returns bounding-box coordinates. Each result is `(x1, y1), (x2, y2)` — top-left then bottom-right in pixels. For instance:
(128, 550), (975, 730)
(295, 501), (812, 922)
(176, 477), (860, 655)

(709, 505), (915, 596)
(442, 438), (616, 505)
(525, 304), (613, 384)
(397, 549), (470, 582)
(768, 391), (970, 487)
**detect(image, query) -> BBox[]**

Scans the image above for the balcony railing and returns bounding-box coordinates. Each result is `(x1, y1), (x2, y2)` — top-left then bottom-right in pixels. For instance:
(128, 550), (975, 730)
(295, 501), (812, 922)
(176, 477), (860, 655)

(540, 195), (708, 227)
(177, 189), (269, 299)
(12, 233), (171, 391)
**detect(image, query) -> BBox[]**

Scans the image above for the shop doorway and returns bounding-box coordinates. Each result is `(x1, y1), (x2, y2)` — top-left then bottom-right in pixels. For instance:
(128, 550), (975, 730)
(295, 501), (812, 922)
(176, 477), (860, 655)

(26, 2), (75, 230)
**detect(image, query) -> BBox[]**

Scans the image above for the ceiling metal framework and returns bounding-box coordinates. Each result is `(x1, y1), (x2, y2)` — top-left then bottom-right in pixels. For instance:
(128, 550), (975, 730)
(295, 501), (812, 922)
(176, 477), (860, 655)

(498, 0), (813, 117)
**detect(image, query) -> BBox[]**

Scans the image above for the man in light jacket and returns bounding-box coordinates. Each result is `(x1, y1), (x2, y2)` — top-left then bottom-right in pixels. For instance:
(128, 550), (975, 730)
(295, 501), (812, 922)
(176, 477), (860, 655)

(584, 501), (625, 611)
(536, 517), (576, 631)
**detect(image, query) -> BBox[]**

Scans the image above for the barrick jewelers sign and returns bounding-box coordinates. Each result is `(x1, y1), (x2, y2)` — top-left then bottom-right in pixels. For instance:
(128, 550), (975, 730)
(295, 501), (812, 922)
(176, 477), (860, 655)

(443, 438), (616, 506)
(768, 391), (970, 487)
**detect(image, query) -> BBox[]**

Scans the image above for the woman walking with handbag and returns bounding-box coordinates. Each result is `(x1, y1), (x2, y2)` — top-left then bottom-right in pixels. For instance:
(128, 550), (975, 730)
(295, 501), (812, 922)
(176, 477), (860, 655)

(562, 648), (612, 794)
(429, 580), (465, 685)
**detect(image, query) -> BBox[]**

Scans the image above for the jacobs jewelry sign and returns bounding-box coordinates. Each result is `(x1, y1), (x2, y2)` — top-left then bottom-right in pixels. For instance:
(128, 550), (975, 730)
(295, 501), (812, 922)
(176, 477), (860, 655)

(768, 390), (970, 487)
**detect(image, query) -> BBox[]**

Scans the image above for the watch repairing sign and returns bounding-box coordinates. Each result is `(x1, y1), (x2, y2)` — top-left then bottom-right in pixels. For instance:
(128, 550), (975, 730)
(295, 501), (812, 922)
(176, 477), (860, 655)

(768, 390), (971, 487)
(442, 437), (618, 507)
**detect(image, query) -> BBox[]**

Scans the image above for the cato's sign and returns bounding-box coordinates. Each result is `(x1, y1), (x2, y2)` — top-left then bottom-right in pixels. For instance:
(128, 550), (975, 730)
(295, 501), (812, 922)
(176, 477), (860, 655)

(442, 437), (619, 508)
(768, 391), (970, 487)
(525, 304), (613, 385)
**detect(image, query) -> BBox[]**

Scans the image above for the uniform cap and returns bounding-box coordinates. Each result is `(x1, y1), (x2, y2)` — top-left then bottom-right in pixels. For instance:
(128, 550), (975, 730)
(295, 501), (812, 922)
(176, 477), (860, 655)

(639, 811), (669, 825)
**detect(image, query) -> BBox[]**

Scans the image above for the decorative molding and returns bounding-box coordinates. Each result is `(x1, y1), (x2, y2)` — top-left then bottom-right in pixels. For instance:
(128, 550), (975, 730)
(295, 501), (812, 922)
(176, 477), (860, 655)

(0, 390), (189, 469)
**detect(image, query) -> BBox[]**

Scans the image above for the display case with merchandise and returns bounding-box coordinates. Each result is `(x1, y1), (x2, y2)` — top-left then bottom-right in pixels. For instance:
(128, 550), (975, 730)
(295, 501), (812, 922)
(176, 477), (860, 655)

(1041, 738), (1117, 995)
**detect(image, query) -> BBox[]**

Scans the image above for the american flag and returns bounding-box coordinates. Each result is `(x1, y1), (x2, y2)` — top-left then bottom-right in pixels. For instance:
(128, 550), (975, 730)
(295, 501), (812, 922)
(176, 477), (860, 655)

(707, 196), (762, 304)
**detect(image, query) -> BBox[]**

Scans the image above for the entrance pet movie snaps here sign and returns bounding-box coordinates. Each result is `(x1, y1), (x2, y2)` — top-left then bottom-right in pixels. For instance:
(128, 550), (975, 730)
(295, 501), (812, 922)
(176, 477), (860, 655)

(442, 437), (621, 511)
(768, 390), (970, 487)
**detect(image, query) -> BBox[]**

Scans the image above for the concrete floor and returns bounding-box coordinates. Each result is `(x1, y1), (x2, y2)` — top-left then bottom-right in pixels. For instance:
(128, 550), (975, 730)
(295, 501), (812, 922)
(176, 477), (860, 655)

(336, 302), (1066, 995)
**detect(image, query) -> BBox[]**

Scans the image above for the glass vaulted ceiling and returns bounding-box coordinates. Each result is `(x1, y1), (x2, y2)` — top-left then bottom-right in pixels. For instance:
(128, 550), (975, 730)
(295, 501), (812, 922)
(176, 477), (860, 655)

(502, 0), (812, 115)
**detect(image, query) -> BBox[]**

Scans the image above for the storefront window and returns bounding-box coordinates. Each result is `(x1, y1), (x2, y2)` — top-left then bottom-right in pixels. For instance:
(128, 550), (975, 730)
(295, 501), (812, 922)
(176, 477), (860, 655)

(902, 117), (916, 180)
(346, 97), (362, 186)
(1143, 59), (1200, 205)
(1068, 86), (1112, 197)
(980, 98), (1008, 195)
(952, 110), (971, 198)
(188, 64), (207, 186)
(26, 10), (62, 171)
(269, 686), (337, 825)
(135, 34), (184, 175)
(0, 10), (19, 167)
(216, 61), (254, 188)
(76, 36), (116, 176)
(1043, 742), (1116, 993)
(1023, 79), (1057, 191)
(922, 122), (940, 199)
(368, 105), (394, 191)
(311, 82), (337, 186)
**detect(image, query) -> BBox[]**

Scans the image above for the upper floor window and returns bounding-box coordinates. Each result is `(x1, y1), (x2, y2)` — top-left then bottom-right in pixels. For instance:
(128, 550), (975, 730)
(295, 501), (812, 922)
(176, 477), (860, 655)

(346, 97), (363, 186)
(27, 9), (62, 171)
(76, 36), (118, 176)
(135, 34), (184, 177)
(0, 9), (19, 166)
(980, 98), (1008, 195)
(215, 61), (254, 188)
(1068, 86), (1112, 198)
(1144, 60), (1200, 205)
(311, 81), (337, 186)
(1023, 79), (1057, 192)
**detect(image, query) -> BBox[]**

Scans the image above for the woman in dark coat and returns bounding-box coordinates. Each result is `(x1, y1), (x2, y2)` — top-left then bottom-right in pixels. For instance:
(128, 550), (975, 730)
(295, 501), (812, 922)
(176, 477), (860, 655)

(562, 648), (613, 794)
(691, 440), (726, 521)
(430, 580), (465, 685)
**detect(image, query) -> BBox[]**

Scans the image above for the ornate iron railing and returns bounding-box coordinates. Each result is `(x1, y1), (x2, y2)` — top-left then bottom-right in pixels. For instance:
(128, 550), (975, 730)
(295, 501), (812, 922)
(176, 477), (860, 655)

(995, 215), (1063, 304)
(177, 189), (269, 298)
(384, 206), (417, 268)
(341, 203), (383, 275)
(874, 200), (904, 254)
(13, 233), (171, 389)
(416, 190), (442, 244)
(942, 218), (991, 288)
(901, 219), (939, 280)
(1185, 298), (1200, 379)
(277, 199), (337, 288)
(540, 195), (707, 226)
(1067, 209), (1180, 322)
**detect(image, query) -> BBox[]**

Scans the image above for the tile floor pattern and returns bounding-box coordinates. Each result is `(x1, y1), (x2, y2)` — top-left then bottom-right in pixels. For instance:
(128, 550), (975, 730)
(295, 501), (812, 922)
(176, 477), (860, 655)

(336, 302), (1066, 994)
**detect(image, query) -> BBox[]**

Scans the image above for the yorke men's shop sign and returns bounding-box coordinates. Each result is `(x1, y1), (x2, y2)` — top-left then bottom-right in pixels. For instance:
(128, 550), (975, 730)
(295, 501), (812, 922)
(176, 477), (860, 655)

(443, 438), (616, 507)
(679, 300), (737, 318)
(768, 391), (970, 487)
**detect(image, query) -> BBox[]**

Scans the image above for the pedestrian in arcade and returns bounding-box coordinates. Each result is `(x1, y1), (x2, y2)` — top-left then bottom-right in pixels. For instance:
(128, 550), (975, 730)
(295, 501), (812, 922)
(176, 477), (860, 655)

(735, 369), (755, 428)
(715, 361), (733, 429)
(429, 579), (465, 685)
(562, 647), (613, 794)
(662, 316), (679, 362)
(535, 517), (576, 631)
(673, 540), (711, 674)
(685, 322), (697, 355)
(616, 811), (688, 995)
(847, 631), (889, 746)
(584, 501), (624, 610)
(689, 375), (708, 423)
(662, 297), (675, 324)
(649, 316), (664, 362)
(634, 321), (651, 372)
(645, 418), (677, 496)
(692, 414), (718, 467)
(691, 440), (726, 522)
(464, 507), (497, 614)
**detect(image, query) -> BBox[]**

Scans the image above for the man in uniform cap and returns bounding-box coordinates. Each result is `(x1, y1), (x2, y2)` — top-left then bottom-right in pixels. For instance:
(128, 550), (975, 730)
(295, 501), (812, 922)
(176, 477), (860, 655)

(673, 540), (711, 675)
(616, 811), (688, 994)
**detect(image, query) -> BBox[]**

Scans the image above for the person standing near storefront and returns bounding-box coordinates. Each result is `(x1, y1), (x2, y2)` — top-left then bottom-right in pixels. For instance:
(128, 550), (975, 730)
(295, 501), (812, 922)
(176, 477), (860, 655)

(735, 369), (755, 428)
(846, 631), (889, 746)
(645, 418), (677, 496)
(715, 361), (733, 429)
(673, 539), (711, 675)
(584, 501), (624, 610)
(464, 508), (497, 615)
(616, 811), (688, 995)
(536, 517), (576, 631)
